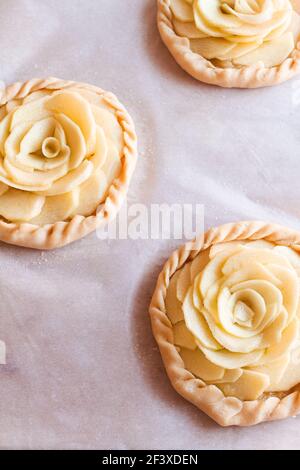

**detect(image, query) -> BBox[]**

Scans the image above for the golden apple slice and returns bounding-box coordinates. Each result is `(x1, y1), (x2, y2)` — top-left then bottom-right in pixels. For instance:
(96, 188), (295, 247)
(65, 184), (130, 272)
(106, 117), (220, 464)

(0, 114), (11, 155)
(213, 368), (243, 384)
(55, 113), (86, 170)
(250, 354), (290, 391)
(201, 345), (264, 369)
(11, 96), (52, 129)
(173, 321), (196, 350)
(288, 10), (300, 42)
(20, 117), (56, 155)
(92, 105), (123, 152)
(190, 38), (236, 59)
(0, 188), (45, 222)
(234, 32), (294, 67)
(165, 271), (184, 324)
(170, 0), (193, 22)
(180, 347), (225, 381)
(272, 345), (300, 391)
(218, 370), (269, 400)
(46, 91), (96, 154)
(0, 182), (8, 196)
(190, 249), (210, 280)
(89, 127), (107, 171)
(173, 19), (207, 38)
(30, 190), (80, 225)
(183, 288), (221, 350)
(38, 160), (93, 196)
(176, 262), (191, 302)
(101, 141), (121, 187)
(22, 90), (51, 104)
(218, 41), (261, 60)
(76, 168), (108, 217)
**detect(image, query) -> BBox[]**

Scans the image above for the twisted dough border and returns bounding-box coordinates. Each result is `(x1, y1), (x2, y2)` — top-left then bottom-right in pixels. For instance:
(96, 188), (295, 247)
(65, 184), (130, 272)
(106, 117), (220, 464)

(0, 77), (138, 249)
(149, 221), (300, 426)
(157, 0), (300, 88)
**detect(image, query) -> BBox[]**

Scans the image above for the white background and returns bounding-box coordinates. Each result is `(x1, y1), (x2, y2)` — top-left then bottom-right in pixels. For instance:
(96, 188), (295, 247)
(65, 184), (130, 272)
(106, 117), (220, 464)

(1, 0), (300, 450)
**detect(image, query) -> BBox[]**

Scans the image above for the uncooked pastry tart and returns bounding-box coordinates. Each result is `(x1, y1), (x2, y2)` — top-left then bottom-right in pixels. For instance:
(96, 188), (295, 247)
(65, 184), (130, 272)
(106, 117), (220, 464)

(157, 0), (300, 88)
(150, 221), (300, 426)
(0, 78), (137, 249)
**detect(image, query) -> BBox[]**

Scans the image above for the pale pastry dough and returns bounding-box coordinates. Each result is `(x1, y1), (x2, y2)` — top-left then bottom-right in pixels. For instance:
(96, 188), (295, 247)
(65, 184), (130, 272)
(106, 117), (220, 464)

(0, 78), (137, 249)
(157, 0), (300, 87)
(149, 222), (300, 426)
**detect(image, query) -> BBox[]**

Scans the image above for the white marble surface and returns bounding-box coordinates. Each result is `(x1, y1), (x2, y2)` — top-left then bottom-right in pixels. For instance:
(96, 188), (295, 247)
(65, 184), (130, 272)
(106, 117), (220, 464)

(1, 0), (300, 450)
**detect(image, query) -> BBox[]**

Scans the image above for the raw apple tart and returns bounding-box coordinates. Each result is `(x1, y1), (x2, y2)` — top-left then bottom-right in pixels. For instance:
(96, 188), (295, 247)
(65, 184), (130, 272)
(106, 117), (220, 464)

(150, 221), (300, 426)
(0, 78), (137, 249)
(157, 0), (300, 87)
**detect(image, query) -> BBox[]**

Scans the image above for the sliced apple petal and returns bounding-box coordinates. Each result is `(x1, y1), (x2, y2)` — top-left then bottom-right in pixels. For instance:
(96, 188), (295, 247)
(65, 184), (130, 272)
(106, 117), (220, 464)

(234, 32), (294, 67)
(273, 245), (300, 268)
(250, 353), (290, 391)
(4, 121), (32, 160)
(258, 318), (299, 364)
(173, 321), (197, 350)
(0, 114), (11, 155)
(183, 288), (221, 350)
(89, 127), (107, 171)
(0, 163), (51, 192)
(0, 188), (45, 222)
(4, 157), (68, 187)
(245, 240), (275, 250)
(190, 249), (210, 280)
(92, 105), (123, 152)
(11, 96), (52, 129)
(15, 151), (69, 172)
(200, 246), (243, 297)
(202, 308), (263, 353)
(54, 121), (67, 146)
(46, 91), (96, 154)
(170, 0), (194, 22)
(76, 168), (108, 217)
(173, 19), (207, 38)
(190, 38), (236, 59)
(20, 117), (56, 155)
(273, 345), (300, 391)
(37, 160), (93, 196)
(209, 241), (244, 259)
(176, 262), (191, 302)
(218, 370), (269, 400)
(180, 347), (225, 381)
(30, 189), (80, 225)
(201, 346), (264, 369)
(213, 368), (243, 384)
(101, 140), (121, 187)
(165, 271), (184, 324)
(55, 113), (86, 170)
(218, 41), (261, 60)
(22, 90), (51, 104)
(0, 182), (8, 196)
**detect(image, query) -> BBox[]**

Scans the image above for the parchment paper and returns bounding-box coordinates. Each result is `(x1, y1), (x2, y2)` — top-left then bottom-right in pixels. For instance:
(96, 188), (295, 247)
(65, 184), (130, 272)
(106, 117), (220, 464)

(0, 0), (300, 450)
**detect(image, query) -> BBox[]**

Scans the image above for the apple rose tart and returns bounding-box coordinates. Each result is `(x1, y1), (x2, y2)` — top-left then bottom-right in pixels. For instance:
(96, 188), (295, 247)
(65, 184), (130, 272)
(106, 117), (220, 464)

(0, 78), (137, 249)
(150, 221), (300, 426)
(157, 0), (300, 87)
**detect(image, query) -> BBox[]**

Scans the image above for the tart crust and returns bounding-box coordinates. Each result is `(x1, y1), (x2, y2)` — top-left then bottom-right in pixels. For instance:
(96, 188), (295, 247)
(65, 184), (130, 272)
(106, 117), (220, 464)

(157, 0), (300, 88)
(149, 221), (300, 426)
(0, 77), (137, 249)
